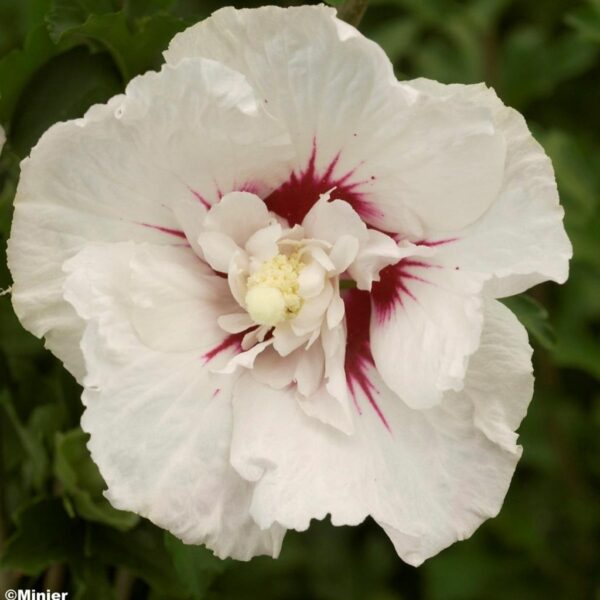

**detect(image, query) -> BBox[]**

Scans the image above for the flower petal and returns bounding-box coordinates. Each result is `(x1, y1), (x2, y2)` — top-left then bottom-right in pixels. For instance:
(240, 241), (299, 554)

(369, 255), (486, 409)
(197, 231), (240, 273)
(8, 57), (290, 380)
(63, 242), (284, 559)
(229, 297), (531, 565)
(166, 7), (505, 237)
(405, 79), (571, 296)
(203, 192), (272, 247)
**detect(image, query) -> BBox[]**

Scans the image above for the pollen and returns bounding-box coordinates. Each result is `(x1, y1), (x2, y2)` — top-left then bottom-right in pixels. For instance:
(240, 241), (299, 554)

(245, 251), (304, 327)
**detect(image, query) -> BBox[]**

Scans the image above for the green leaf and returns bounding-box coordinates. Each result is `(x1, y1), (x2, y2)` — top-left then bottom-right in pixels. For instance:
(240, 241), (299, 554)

(0, 498), (82, 575)
(552, 266), (600, 379)
(54, 428), (139, 531)
(124, 0), (175, 20)
(0, 24), (76, 126)
(0, 391), (50, 491)
(502, 294), (556, 350)
(164, 532), (227, 598)
(90, 525), (189, 597)
(46, 2), (186, 80)
(567, 0), (600, 44)
(499, 28), (598, 108)
(46, 0), (119, 42)
(71, 561), (116, 600)
(10, 45), (122, 156)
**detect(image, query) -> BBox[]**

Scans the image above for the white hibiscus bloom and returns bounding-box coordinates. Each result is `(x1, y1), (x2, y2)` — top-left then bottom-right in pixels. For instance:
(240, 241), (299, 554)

(7, 6), (571, 564)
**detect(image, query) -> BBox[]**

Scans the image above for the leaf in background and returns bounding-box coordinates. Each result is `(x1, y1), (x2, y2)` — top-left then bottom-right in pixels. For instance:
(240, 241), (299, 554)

(0, 0), (53, 56)
(0, 25), (76, 126)
(0, 498), (82, 575)
(90, 525), (190, 597)
(124, 0), (176, 20)
(502, 294), (556, 350)
(10, 45), (122, 157)
(71, 561), (116, 600)
(46, 0), (119, 41)
(46, 0), (186, 80)
(567, 0), (600, 44)
(498, 28), (598, 109)
(0, 391), (50, 491)
(552, 266), (600, 380)
(164, 532), (227, 598)
(54, 428), (139, 531)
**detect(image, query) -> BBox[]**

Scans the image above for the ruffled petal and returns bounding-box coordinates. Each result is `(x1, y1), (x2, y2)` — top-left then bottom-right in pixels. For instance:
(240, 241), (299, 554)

(165, 6), (505, 237)
(369, 254), (486, 409)
(203, 192), (272, 247)
(63, 242), (284, 559)
(8, 57), (290, 380)
(404, 79), (571, 296)
(229, 297), (531, 565)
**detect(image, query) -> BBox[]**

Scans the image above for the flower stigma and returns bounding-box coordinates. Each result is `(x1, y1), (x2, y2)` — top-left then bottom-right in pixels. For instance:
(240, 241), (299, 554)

(245, 251), (304, 327)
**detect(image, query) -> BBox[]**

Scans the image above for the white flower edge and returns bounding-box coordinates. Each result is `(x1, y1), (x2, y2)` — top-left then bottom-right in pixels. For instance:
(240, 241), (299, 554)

(229, 298), (533, 566)
(7, 57), (291, 381)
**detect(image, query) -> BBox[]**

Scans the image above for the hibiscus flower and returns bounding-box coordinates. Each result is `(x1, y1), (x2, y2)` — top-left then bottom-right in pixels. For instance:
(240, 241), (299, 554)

(7, 5), (571, 564)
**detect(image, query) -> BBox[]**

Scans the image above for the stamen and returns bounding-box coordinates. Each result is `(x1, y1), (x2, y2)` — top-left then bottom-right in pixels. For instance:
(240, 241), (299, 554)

(245, 251), (304, 326)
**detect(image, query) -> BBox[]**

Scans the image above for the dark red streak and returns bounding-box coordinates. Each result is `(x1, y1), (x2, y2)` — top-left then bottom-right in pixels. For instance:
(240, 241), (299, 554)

(344, 289), (391, 432)
(141, 223), (187, 239)
(264, 140), (380, 226)
(202, 332), (245, 363)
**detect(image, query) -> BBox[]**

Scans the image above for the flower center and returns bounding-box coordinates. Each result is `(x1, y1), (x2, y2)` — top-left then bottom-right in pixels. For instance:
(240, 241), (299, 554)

(245, 251), (304, 327)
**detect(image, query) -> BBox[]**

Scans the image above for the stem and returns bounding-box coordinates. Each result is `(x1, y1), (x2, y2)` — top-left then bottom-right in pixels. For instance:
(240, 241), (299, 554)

(337, 0), (370, 28)
(43, 564), (66, 592)
(114, 568), (136, 600)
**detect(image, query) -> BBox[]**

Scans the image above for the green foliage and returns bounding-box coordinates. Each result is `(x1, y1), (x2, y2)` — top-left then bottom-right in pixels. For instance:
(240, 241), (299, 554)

(0, 0), (599, 599)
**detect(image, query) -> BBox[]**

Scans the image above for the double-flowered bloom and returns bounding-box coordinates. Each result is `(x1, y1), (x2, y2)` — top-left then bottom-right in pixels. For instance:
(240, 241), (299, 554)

(7, 5), (571, 564)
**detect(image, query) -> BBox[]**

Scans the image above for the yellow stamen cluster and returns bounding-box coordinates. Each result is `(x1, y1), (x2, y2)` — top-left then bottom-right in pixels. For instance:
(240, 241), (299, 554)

(245, 251), (304, 327)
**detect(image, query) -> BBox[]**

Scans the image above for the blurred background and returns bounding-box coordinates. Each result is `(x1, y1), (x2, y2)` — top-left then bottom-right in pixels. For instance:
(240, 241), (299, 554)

(0, 0), (599, 598)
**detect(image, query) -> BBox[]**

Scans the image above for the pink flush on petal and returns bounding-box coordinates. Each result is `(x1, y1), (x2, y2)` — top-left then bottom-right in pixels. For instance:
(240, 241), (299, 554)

(344, 289), (391, 432)
(264, 140), (381, 226)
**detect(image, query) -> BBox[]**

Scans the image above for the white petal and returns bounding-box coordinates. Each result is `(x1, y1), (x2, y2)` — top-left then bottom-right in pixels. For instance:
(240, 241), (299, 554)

(302, 199), (367, 245)
(291, 281), (334, 337)
(245, 222), (282, 262)
(404, 79), (571, 296)
(165, 7), (503, 237)
(63, 242), (283, 559)
(369, 257), (486, 409)
(297, 260), (326, 299)
(218, 313), (255, 334)
(171, 197), (208, 258)
(349, 229), (404, 291)
(326, 294), (345, 329)
(329, 235), (360, 275)
(293, 341), (325, 398)
(8, 57), (290, 380)
(217, 340), (272, 374)
(165, 6), (411, 229)
(251, 347), (297, 389)
(204, 192), (272, 247)
(272, 323), (310, 357)
(229, 296), (531, 565)
(128, 246), (237, 353)
(197, 231), (240, 273)
(384, 98), (506, 232)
